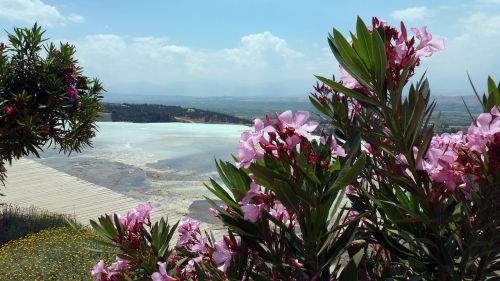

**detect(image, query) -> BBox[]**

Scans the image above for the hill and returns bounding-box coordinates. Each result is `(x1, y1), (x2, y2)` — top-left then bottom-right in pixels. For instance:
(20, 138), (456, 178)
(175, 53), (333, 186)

(101, 95), (485, 133)
(99, 103), (251, 125)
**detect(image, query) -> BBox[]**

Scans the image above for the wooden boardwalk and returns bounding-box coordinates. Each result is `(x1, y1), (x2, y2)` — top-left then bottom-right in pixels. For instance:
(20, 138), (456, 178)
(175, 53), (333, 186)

(0, 159), (224, 238)
(0, 158), (226, 241)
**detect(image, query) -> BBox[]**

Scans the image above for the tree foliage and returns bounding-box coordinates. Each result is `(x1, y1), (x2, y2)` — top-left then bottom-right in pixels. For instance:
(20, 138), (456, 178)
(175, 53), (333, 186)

(0, 24), (103, 184)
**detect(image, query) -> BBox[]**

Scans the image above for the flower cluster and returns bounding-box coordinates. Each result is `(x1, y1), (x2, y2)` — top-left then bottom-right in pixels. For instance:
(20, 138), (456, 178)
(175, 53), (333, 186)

(237, 181), (297, 228)
(340, 17), (444, 91)
(236, 110), (319, 168)
(92, 204), (242, 281)
(91, 258), (130, 281)
(91, 203), (153, 280)
(167, 217), (240, 278)
(311, 19), (443, 127)
(414, 106), (500, 199)
(170, 217), (211, 278)
(114, 203), (152, 248)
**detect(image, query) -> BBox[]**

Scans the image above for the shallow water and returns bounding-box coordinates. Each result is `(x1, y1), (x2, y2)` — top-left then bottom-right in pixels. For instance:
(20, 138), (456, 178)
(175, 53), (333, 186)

(31, 122), (248, 222)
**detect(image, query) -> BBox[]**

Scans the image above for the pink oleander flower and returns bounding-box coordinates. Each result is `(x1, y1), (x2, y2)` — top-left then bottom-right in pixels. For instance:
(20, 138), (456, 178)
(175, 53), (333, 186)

(177, 217), (201, 246)
(209, 207), (220, 218)
(241, 182), (263, 205)
(4, 105), (14, 116)
(152, 262), (176, 281)
(340, 65), (363, 89)
(108, 257), (129, 272)
(91, 260), (108, 281)
(467, 106), (500, 152)
(320, 136), (347, 158)
(413, 120), (496, 198)
(236, 118), (270, 169)
(67, 86), (79, 102)
(249, 118), (266, 142)
(135, 203), (153, 223)
(431, 131), (466, 149)
(361, 142), (373, 154)
(290, 258), (304, 268)
(69, 65), (77, 82)
(270, 201), (296, 226)
(393, 21), (409, 64)
(236, 111), (318, 168)
(213, 237), (238, 273)
(276, 110), (318, 139)
(241, 203), (265, 222)
(177, 255), (203, 278)
(284, 134), (301, 148)
(417, 147), (460, 191)
(411, 26), (445, 58)
(120, 202), (153, 230)
(330, 137), (347, 157)
(236, 131), (264, 169)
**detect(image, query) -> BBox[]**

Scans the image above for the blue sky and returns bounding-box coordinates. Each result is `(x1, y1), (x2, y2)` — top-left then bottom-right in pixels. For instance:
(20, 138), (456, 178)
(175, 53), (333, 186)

(1, 0), (499, 97)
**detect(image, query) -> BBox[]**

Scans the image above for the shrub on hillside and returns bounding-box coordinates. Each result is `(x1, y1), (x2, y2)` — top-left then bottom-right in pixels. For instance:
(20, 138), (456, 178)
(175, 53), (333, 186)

(0, 24), (103, 184)
(0, 204), (76, 244)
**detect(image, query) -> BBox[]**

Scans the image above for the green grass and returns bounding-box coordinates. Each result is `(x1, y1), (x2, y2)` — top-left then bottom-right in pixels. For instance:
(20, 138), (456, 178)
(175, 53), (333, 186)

(0, 227), (116, 281)
(0, 204), (76, 244)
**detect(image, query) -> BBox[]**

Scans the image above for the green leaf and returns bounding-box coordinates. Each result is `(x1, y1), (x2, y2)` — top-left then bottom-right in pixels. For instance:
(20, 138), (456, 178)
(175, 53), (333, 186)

(354, 17), (373, 70)
(316, 75), (378, 106)
(309, 96), (332, 117)
(90, 218), (114, 241)
(324, 219), (359, 268)
(370, 23), (387, 93)
(329, 28), (372, 88)
(339, 249), (364, 281)
(467, 72), (485, 112)
(326, 154), (366, 197)
(295, 153), (321, 185)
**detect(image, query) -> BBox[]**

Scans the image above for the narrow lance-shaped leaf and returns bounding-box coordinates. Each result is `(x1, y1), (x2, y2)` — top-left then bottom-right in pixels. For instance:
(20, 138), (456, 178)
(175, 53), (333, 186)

(316, 75), (378, 106)
(326, 154), (366, 197)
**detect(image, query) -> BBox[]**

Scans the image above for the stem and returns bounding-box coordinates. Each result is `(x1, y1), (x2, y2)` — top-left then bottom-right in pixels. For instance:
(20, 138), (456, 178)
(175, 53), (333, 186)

(429, 206), (449, 281)
(458, 211), (476, 280)
(473, 255), (489, 281)
(458, 241), (472, 280)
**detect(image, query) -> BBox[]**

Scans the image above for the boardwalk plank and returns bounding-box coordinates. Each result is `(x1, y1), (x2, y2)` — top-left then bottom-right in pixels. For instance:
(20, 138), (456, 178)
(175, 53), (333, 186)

(1, 159), (225, 244)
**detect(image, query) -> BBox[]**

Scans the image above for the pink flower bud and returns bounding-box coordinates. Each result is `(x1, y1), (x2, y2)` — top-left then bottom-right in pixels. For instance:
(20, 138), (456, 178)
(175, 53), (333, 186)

(5, 106), (14, 116)
(67, 87), (79, 102)
(41, 126), (49, 136)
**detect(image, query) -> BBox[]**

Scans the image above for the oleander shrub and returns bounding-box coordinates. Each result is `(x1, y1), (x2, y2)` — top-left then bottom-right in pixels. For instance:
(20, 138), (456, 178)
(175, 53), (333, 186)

(0, 204), (76, 244)
(310, 17), (500, 279)
(90, 16), (500, 281)
(0, 227), (115, 281)
(0, 24), (103, 184)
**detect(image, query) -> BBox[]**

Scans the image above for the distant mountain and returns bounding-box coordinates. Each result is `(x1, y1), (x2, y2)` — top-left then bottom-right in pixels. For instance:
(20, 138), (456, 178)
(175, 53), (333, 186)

(100, 94), (483, 133)
(99, 103), (251, 125)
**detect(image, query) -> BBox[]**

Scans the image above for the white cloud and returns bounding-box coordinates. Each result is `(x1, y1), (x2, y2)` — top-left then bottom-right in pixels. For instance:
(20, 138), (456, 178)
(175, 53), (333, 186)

(417, 10), (500, 94)
(67, 13), (85, 24)
(72, 32), (326, 95)
(0, 0), (84, 26)
(223, 32), (303, 69)
(390, 6), (433, 22)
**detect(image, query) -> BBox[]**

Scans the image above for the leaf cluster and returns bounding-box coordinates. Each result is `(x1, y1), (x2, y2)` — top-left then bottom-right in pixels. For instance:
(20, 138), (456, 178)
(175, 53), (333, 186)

(90, 215), (179, 280)
(0, 24), (103, 184)
(311, 17), (500, 280)
(206, 135), (367, 280)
